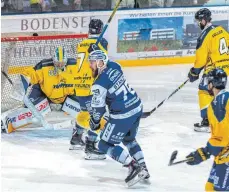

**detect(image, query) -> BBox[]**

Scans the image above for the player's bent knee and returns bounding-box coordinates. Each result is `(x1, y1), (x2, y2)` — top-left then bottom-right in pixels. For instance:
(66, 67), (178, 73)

(98, 139), (114, 154)
(122, 138), (136, 147)
(205, 181), (214, 191)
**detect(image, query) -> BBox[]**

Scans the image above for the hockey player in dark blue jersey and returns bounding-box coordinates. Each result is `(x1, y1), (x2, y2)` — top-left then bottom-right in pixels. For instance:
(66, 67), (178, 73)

(86, 50), (150, 187)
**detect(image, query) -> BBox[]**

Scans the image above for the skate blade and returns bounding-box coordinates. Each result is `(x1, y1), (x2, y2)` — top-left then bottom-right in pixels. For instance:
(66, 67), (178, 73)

(139, 178), (151, 185)
(194, 127), (210, 133)
(84, 153), (106, 160)
(127, 170), (148, 188)
(69, 145), (85, 150)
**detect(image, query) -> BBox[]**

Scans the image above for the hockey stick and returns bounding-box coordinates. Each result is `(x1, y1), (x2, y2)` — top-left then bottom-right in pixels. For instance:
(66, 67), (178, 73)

(141, 79), (189, 118)
(168, 150), (194, 166)
(95, 0), (122, 46)
(2, 70), (13, 84)
(1, 71), (55, 130)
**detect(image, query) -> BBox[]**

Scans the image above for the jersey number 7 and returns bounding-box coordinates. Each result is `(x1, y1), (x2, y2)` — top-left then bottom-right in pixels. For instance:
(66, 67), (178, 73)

(115, 81), (135, 101)
(77, 52), (85, 72)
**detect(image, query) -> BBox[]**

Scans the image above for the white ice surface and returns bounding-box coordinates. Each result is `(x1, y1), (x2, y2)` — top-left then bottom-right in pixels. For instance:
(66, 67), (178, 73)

(2, 64), (220, 192)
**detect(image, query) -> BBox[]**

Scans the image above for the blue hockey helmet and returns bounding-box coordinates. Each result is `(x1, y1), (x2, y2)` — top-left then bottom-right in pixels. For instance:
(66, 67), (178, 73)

(207, 68), (227, 89)
(88, 50), (108, 77)
(88, 50), (108, 65)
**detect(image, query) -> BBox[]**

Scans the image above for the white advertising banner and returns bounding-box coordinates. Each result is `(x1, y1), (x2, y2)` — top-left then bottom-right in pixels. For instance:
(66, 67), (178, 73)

(2, 6), (229, 60)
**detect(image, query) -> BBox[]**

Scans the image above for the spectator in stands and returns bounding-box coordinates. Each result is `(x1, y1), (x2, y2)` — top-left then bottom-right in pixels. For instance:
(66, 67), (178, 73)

(111, 0), (134, 9)
(30, 0), (43, 12)
(51, 0), (71, 11)
(69, 0), (83, 10)
(171, 0), (209, 7)
(135, 0), (174, 8)
(82, 0), (111, 10)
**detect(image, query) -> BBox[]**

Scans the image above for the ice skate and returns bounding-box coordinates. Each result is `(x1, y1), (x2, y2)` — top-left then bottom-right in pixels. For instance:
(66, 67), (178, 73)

(84, 137), (106, 160)
(194, 118), (210, 133)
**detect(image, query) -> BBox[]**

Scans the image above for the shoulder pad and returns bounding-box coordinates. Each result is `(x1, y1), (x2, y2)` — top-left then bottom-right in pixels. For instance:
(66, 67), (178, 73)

(196, 26), (215, 50)
(34, 58), (53, 70)
(67, 58), (76, 65)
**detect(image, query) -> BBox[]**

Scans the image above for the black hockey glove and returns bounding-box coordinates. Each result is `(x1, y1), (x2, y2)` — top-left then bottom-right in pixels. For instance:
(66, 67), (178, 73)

(88, 43), (100, 53)
(186, 147), (211, 165)
(89, 117), (101, 131)
(188, 67), (199, 82)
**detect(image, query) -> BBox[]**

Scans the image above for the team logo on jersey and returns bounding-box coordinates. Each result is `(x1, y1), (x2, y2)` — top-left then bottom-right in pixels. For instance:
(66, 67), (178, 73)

(48, 70), (58, 76)
(92, 89), (100, 96)
(108, 69), (121, 82)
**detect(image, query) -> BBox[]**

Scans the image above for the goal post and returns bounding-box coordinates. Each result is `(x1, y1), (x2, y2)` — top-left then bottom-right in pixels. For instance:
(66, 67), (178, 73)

(1, 34), (88, 112)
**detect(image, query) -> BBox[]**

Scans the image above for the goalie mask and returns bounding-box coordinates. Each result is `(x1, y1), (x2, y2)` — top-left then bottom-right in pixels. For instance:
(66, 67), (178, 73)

(88, 50), (108, 78)
(53, 46), (68, 71)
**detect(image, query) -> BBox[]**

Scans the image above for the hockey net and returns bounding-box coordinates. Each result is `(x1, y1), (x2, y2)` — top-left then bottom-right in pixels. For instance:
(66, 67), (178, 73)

(1, 34), (88, 112)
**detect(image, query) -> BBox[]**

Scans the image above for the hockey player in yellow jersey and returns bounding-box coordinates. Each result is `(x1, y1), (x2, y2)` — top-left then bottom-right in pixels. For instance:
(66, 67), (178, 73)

(188, 8), (229, 132)
(186, 68), (229, 191)
(68, 19), (109, 160)
(1, 47), (76, 133)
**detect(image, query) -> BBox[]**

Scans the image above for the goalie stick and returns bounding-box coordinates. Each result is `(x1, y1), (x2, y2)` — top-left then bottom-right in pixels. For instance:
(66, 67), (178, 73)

(141, 79), (189, 118)
(168, 150), (194, 166)
(1, 71), (58, 130)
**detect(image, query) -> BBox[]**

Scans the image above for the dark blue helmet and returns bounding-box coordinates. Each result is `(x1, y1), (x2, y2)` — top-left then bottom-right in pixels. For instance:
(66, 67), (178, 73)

(89, 19), (103, 35)
(207, 68), (227, 89)
(195, 8), (212, 22)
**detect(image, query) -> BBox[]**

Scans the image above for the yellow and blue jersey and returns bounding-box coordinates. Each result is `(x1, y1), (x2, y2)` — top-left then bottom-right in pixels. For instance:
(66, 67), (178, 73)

(193, 25), (229, 75)
(21, 58), (76, 104)
(74, 37), (108, 97)
(207, 90), (229, 164)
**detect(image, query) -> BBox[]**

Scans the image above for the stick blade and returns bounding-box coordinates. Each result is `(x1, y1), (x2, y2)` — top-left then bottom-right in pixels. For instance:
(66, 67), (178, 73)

(141, 112), (150, 118)
(168, 150), (178, 166)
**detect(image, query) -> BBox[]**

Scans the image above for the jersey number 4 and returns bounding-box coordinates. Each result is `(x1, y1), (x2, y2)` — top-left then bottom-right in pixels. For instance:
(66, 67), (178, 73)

(219, 38), (228, 55)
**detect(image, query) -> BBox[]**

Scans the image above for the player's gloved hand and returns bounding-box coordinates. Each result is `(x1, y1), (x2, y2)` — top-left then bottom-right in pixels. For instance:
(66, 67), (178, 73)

(89, 117), (100, 131)
(188, 67), (199, 82)
(186, 147), (211, 165)
(88, 43), (99, 53)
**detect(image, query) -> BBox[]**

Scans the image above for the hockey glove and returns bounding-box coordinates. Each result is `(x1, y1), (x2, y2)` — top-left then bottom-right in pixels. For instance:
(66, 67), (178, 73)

(89, 117), (101, 131)
(188, 67), (199, 82)
(186, 147), (211, 165)
(88, 43), (100, 53)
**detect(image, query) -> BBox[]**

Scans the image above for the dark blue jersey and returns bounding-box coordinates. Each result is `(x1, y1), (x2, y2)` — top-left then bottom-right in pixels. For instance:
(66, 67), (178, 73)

(91, 61), (142, 121)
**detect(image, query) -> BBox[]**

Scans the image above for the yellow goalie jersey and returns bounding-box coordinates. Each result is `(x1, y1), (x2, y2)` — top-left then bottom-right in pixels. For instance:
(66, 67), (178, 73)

(207, 90), (229, 164)
(22, 58), (76, 104)
(194, 25), (229, 75)
(74, 37), (108, 96)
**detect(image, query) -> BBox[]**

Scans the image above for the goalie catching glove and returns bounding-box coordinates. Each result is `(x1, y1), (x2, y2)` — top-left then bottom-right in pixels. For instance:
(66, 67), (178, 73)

(186, 147), (211, 165)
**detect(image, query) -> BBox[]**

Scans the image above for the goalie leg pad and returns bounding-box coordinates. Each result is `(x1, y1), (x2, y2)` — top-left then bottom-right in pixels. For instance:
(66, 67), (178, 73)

(62, 96), (81, 118)
(1, 97), (51, 133)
